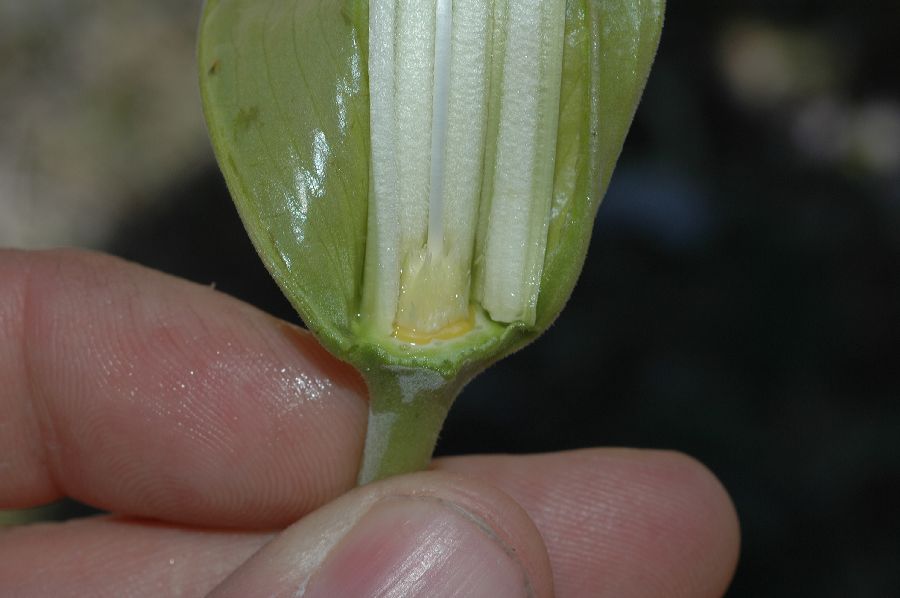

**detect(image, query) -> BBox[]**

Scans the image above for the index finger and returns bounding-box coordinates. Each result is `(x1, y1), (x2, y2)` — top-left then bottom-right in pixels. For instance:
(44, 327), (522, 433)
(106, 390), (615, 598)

(0, 249), (368, 528)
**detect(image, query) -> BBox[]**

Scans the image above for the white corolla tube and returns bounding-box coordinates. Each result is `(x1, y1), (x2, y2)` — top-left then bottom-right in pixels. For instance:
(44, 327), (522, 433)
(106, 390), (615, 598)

(363, 0), (566, 341)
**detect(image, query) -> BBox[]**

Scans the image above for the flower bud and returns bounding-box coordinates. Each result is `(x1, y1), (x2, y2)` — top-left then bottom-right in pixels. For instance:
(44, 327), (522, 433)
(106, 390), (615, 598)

(200, 0), (664, 481)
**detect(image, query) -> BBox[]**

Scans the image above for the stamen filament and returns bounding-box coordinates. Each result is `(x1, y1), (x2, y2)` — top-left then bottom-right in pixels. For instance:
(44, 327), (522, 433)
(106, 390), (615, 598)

(427, 0), (452, 254)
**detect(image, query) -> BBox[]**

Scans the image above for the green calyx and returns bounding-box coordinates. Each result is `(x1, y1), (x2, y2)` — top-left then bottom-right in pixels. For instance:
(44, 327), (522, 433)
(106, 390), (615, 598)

(199, 0), (663, 483)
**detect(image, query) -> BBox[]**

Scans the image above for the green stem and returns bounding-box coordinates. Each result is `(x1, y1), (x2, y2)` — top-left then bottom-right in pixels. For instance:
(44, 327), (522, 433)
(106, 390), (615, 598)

(357, 365), (466, 485)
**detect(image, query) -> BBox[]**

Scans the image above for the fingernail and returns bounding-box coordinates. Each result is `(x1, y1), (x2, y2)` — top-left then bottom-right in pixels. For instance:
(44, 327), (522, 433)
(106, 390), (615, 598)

(303, 497), (530, 598)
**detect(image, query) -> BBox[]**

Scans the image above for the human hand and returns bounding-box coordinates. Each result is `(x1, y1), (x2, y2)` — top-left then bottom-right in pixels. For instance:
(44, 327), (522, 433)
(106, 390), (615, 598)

(0, 249), (739, 597)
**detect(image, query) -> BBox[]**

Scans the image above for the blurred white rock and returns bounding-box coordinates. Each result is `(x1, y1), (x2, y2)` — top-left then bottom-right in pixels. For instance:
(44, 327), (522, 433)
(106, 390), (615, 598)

(0, 0), (210, 248)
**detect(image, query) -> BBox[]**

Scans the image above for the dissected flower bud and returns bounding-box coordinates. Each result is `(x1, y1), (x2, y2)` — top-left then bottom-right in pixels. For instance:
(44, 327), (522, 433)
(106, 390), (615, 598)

(199, 0), (664, 482)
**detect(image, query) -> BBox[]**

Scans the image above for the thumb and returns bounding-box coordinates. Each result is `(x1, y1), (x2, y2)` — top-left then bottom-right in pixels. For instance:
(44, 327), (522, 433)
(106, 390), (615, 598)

(208, 471), (554, 597)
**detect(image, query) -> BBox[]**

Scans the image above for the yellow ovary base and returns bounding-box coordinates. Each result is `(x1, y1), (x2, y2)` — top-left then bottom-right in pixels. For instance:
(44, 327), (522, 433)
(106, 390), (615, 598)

(393, 307), (475, 345)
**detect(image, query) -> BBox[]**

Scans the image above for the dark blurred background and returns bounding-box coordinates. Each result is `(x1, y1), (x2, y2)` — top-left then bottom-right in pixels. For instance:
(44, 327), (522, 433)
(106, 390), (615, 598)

(2, 1), (898, 596)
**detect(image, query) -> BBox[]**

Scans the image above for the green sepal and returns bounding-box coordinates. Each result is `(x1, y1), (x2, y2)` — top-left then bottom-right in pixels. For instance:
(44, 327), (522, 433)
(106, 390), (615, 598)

(199, 0), (371, 360)
(537, 0), (665, 329)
